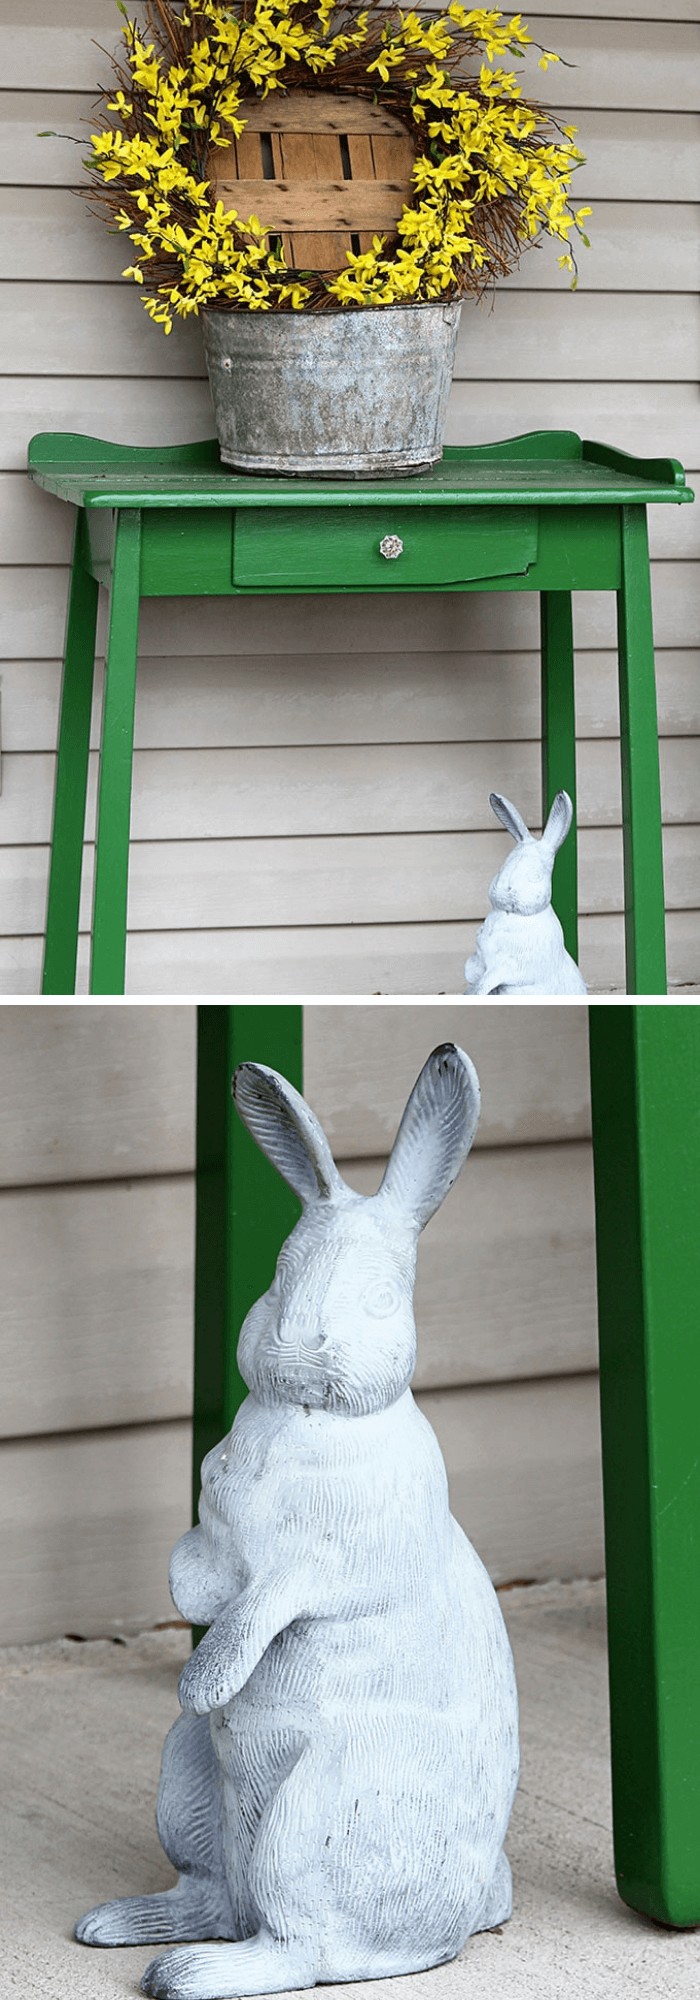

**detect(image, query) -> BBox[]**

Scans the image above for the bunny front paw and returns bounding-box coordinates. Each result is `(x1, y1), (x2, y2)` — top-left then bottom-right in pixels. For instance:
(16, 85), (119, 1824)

(179, 1573), (315, 1714)
(178, 1641), (236, 1717)
(178, 1597), (256, 1713)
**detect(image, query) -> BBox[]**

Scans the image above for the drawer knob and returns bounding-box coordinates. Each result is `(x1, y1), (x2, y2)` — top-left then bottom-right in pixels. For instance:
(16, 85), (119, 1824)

(379, 534), (404, 560)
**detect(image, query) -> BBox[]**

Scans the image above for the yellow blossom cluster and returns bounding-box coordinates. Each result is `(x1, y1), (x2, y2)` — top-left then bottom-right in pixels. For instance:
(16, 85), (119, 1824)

(85, 0), (590, 327)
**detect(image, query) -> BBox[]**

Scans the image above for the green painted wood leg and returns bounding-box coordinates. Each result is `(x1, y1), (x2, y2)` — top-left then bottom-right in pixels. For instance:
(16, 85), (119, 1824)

(42, 510), (99, 994)
(617, 508), (667, 994)
(89, 510), (141, 995)
(589, 1005), (700, 1926)
(540, 590), (578, 961)
(193, 1005), (304, 1515)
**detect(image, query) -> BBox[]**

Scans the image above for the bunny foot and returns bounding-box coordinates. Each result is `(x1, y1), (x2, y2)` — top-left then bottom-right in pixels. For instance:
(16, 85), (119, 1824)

(140, 1933), (316, 2000)
(76, 1887), (223, 1948)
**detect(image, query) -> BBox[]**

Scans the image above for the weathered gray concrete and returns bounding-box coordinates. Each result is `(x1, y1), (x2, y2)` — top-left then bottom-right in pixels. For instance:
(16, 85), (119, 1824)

(1, 1581), (698, 1998)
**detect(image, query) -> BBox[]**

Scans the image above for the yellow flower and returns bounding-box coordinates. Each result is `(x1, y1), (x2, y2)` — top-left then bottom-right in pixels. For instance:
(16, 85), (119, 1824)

(127, 36), (161, 93)
(278, 280), (312, 307)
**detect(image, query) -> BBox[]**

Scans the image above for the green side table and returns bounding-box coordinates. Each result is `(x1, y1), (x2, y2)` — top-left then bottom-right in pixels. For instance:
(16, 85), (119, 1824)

(28, 430), (693, 996)
(194, 1003), (700, 1929)
(590, 1005), (700, 1929)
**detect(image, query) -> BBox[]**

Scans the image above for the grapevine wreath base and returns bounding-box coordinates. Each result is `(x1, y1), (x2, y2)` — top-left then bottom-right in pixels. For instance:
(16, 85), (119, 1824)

(83, 0), (591, 327)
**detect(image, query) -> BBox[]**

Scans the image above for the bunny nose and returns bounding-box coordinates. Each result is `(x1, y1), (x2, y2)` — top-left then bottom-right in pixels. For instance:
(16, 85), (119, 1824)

(278, 1321), (325, 1352)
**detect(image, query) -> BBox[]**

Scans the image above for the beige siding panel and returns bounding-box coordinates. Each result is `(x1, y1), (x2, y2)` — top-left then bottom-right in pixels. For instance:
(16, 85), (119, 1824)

(135, 909), (694, 997)
(0, 1375), (603, 1642)
(457, 292), (700, 381)
(523, 21), (699, 111)
(445, 382), (700, 461)
(5, 191), (698, 295)
(0, 1140), (597, 1441)
(0, 93), (83, 186)
(1, 649), (699, 755)
(326, 1146), (596, 1392)
(0, 737), (696, 847)
(0, 1421), (191, 1643)
(2, 378), (698, 476)
(303, 1003), (591, 1154)
(1, 822), (698, 941)
(0, 283), (203, 378)
(137, 910), (696, 997)
(1, 188), (143, 284)
(1, 562), (696, 659)
(0, 908), (698, 994)
(530, 0), (698, 15)
(0, 1004), (195, 1188)
(419, 1375), (605, 1586)
(3, 639), (700, 751)
(1, 3), (122, 91)
(0, 1004), (586, 1167)
(567, 110), (700, 201)
(0, 376), (217, 471)
(634, 498), (698, 562)
(0, 473), (74, 563)
(0, 1177), (195, 1439)
(3, 0), (698, 93)
(0, 93), (124, 188)
(2, 283), (697, 379)
(2, 20), (697, 117)
(376, 1141), (598, 1395)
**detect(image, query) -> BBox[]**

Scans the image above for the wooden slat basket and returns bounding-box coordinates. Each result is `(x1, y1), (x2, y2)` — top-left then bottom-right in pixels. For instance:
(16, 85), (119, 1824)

(210, 90), (418, 271)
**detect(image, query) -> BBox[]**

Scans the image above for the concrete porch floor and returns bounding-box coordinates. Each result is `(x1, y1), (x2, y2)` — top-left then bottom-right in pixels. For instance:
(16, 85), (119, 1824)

(2, 1580), (698, 1999)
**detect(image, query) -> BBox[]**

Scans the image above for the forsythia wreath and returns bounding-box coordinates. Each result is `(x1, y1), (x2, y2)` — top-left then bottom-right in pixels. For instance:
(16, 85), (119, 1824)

(82, 0), (591, 325)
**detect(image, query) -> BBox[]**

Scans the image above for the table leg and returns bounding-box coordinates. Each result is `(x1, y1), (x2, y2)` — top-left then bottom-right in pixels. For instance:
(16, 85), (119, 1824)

(617, 507), (667, 994)
(540, 590), (578, 961)
(89, 510), (141, 995)
(193, 1005), (304, 1515)
(42, 510), (98, 994)
(589, 1004), (700, 1926)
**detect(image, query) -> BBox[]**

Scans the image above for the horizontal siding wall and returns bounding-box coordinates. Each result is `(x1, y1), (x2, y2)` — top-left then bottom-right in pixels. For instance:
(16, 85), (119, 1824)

(0, 1004), (603, 1642)
(0, 3), (697, 992)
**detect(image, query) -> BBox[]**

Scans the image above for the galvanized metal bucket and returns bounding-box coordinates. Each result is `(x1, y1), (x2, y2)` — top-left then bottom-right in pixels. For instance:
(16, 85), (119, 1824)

(202, 301), (461, 477)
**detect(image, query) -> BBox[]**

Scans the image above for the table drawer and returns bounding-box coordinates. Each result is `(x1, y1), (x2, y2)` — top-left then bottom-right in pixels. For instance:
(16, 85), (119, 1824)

(233, 504), (538, 590)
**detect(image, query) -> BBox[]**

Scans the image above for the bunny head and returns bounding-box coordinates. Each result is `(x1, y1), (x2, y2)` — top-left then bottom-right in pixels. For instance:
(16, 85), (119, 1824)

(232, 1045), (480, 1418)
(488, 790), (573, 915)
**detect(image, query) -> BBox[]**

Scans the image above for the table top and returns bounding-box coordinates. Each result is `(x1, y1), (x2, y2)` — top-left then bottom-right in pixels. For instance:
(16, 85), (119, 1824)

(28, 430), (694, 511)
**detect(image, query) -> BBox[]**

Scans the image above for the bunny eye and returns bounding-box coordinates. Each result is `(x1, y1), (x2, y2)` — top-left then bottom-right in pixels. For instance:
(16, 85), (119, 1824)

(362, 1278), (402, 1320)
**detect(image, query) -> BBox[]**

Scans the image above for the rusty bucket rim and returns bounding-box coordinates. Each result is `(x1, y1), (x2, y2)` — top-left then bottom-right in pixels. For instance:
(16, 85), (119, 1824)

(201, 298), (461, 318)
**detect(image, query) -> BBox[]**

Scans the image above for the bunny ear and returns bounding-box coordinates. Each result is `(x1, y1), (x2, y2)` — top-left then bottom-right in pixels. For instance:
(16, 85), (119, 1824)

(542, 790), (573, 855)
(232, 1063), (346, 1208)
(376, 1044), (480, 1235)
(489, 792), (532, 844)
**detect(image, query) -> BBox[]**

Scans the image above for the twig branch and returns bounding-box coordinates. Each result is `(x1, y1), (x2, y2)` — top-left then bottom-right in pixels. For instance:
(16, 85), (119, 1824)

(149, 0), (184, 55)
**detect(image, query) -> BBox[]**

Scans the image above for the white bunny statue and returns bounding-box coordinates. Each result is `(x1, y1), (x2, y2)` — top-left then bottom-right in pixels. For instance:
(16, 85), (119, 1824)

(76, 1045), (519, 2000)
(465, 789), (588, 995)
